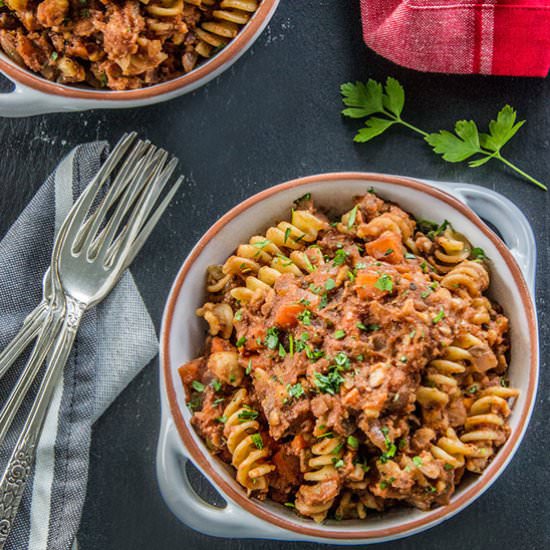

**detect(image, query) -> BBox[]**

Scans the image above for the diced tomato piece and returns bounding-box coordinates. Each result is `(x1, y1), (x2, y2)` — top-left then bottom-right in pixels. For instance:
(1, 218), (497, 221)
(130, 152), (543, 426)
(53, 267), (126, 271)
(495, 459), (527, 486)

(178, 357), (202, 387)
(365, 231), (404, 264)
(291, 434), (308, 452)
(355, 270), (383, 300)
(210, 337), (234, 353)
(273, 303), (305, 329)
(245, 325), (267, 351)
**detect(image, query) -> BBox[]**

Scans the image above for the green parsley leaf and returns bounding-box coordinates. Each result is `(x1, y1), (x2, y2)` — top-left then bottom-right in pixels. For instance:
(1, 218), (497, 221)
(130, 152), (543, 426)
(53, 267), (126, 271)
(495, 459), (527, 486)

(325, 278), (336, 290)
(333, 329), (346, 340)
(251, 433), (264, 449)
(314, 367), (345, 395)
(347, 205), (358, 229)
(278, 343), (286, 357)
(191, 380), (205, 393)
(297, 309), (313, 325)
(374, 273), (393, 292)
(234, 309), (243, 321)
(405, 252), (416, 260)
(284, 502), (295, 508)
(265, 327), (279, 350)
(333, 248), (349, 266)
(384, 248), (394, 256)
(238, 408), (259, 421)
(252, 239), (270, 249)
(347, 435), (359, 449)
(316, 431), (334, 439)
(413, 456), (423, 467)
(444, 463), (454, 471)
(235, 336), (246, 347)
(479, 104), (525, 154)
(216, 415), (227, 423)
(340, 79), (384, 119)
(333, 459), (344, 469)
(426, 120), (481, 163)
(284, 227), (291, 243)
(432, 309), (445, 323)
(287, 383), (304, 399)
(246, 359), (252, 375)
(355, 117), (396, 143)
(211, 379), (222, 392)
(471, 247), (486, 260)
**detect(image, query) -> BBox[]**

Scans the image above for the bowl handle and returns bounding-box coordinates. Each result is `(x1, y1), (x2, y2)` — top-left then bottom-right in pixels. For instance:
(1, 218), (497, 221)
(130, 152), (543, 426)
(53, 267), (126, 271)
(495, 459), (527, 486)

(0, 77), (64, 117)
(449, 185), (536, 293)
(156, 416), (287, 540)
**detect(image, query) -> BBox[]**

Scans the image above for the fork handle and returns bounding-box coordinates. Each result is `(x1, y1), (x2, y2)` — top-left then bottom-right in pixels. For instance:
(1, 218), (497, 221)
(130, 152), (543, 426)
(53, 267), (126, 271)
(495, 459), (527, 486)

(0, 296), (85, 549)
(0, 301), (50, 381)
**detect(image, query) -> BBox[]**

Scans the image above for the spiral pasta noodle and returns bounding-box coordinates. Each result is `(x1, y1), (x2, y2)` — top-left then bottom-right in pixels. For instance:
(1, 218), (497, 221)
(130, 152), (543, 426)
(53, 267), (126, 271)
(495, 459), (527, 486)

(441, 260), (490, 297)
(430, 226), (472, 273)
(223, 388), (275, 494)
(356, 208), (416, 251)
(461, 386), (519, 472)
(193, 0), (259, 59)
(295, 437), (343, 522)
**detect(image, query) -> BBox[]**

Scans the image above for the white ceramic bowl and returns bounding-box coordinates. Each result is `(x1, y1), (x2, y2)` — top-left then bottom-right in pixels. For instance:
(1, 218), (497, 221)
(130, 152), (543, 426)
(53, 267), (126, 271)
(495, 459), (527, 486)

(0, 0), (278, 118)
(157, 173), (538, 544)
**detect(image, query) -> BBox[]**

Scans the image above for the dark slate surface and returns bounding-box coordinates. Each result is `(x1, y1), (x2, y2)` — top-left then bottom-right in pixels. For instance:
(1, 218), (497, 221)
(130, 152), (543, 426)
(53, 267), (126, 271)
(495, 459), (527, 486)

(0, 1), (549, 548)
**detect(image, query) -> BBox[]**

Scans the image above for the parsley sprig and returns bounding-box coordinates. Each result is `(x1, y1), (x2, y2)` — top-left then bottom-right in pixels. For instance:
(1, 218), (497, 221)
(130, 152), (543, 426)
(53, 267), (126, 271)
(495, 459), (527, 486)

(341, 78), (546, 191)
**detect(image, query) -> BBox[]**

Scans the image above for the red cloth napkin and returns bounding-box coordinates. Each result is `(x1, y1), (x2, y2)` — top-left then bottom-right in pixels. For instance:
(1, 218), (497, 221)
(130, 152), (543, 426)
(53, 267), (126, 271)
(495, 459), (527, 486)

(360, 0), (550, 77)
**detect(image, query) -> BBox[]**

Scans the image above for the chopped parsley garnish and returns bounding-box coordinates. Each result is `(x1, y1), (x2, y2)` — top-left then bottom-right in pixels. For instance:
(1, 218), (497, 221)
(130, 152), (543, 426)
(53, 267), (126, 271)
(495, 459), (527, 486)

(384, 248), (394, 256)
(238, 408), (259, 421)
(425, 485), (437, 494)
(374, 273), (393, 292)
(347, 269), (356, 282)
(432, 309), (445, 323)
(299, 298), (311, 306)
(333, 248), (349, 266)
(333, 459), (344, 469)
(284, 502), (295, 508)
(296, 192), (311, 203)
(187, 396), (201, 411)
(251, 433), (264, 449)
(471, 247), (486, 260)
(279, 343), (287, 357)
(213, 397), (225, 405)
(420, 289), (432, 299)
(191, 380), (205, 393)
(379, 427), (397, 464)
(265, 327), (279, 350)
(405, 252), (416, 260)
(287, 383), (304, 399)
(234, 309), (243, 321)
(467, 384), (479, 394)
(413, 456), (423, 467)
(398, 438), (407, 450)
(356, 262), (367, 269)
(211, 379), (222, 392)
(500, 377), (509, 387)
(325, 278), (336, 290)
(333, 329), (346, 340)
(420, 261), (429, 273)
(332, 443), (344, 455)
(246, 359), (252, 375)
(444, 463), (454, 471)
(309, 284), (323, 294)
(297, 309), (313, 325)
(356, 322), (367, 331)
(216, 415), (227, 423)
(252, 239), (270, 249)
(235, 336), (247, 347)
(347, 205), (358, 229)
(316, 431), (334, 439)
(334, 351), (350, 369)
(284, 227), (291, 243)
(379, 477), (395, 490)
(347, 435), (359, 449)
(314, 367), (345, 395)
(319, 293), (329, 308)
(288, 334), (294, 356)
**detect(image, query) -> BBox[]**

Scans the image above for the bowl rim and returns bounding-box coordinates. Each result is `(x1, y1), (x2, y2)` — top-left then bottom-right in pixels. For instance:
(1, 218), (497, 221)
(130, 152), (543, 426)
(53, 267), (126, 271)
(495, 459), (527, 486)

(0, 0), (277, 101)
(160, 172), (538, 540)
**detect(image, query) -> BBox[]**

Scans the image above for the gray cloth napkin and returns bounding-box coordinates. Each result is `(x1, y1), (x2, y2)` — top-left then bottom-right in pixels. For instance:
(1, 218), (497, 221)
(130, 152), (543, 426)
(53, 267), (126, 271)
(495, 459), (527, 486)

(0, 142), (158, 550)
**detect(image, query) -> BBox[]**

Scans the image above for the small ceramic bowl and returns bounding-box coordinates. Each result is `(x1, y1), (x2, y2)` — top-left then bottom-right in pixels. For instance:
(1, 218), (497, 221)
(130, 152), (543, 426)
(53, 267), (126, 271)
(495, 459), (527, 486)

(157, 173), (538, 544)
(0, 0), (278, 118)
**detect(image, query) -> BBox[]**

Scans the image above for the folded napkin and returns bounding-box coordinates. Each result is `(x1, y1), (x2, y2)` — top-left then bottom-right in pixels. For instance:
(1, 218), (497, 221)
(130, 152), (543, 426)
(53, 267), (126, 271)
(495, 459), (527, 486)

(360, 0), (550, 77)
(0, 142), (158, 550)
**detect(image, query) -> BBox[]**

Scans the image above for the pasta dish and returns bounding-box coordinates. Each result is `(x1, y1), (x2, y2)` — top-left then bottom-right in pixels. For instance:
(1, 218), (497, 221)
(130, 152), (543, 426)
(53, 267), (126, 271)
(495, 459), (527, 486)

(0, 0), (259, 90)
(179, 191), (518, 522)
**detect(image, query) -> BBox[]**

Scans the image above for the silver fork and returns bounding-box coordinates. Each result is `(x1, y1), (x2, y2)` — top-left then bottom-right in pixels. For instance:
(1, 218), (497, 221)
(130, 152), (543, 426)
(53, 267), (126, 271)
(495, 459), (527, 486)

(0, 136), (182, 548)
